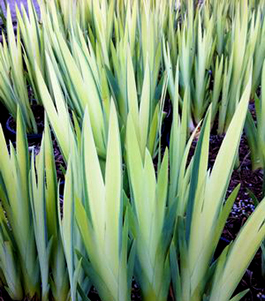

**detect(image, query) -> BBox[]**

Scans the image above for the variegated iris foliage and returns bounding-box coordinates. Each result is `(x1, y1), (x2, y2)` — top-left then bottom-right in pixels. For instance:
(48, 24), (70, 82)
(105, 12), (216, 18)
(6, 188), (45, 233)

(0, 0), (264, 138)
(245, 61), (265, 172)
(0, 0), (264, 301)
(0, 71), (265, 301)
(164, 0), (265, 132)
(0, 6), (37, 133)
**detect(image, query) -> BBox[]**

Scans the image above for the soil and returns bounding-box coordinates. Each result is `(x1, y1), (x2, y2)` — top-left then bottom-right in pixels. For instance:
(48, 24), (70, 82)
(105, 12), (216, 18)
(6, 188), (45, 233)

(6, 104), (44, 136)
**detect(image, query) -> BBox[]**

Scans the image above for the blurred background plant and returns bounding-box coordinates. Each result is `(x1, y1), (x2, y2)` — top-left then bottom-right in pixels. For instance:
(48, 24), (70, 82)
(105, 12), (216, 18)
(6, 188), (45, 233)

(0, 0), (7, 33)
